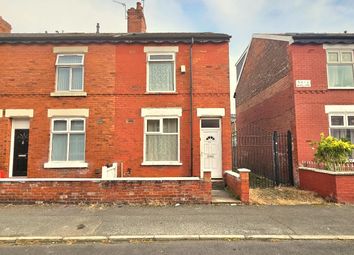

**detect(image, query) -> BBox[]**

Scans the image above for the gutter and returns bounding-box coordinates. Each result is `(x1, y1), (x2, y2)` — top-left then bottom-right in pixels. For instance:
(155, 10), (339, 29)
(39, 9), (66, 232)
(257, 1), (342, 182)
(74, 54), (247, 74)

(189, 37), (194, 176)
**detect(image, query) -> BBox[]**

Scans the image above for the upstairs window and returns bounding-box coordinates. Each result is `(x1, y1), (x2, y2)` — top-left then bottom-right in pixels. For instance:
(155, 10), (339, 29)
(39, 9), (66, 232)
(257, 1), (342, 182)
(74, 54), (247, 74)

(147, 53), (175, 92)
(327, 50), (354, 88)
(56, 54), (84, 91)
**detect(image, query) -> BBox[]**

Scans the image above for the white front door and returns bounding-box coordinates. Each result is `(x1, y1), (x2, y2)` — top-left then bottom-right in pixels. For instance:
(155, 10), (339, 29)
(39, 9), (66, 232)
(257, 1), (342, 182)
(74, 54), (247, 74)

(200, 119), (222, 178)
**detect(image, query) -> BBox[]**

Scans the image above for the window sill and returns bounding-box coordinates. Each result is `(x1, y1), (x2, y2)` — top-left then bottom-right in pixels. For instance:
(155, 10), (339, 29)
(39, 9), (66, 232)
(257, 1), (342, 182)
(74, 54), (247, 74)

(141, 161), (182, 166)
(50, 91), (87, 97)
(44, 161), (88, 169)
(144, 92), (177, 95)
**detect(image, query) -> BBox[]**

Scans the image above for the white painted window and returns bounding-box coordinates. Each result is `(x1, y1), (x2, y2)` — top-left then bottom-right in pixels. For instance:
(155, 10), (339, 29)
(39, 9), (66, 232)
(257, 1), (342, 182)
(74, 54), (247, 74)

(147, 53), (176, 92)
(55, 54), (84, 91)
(143, 117), (180, 164)
(50, 118), (86, 162)
(327, 50), (354, 88)
(329, 113), (354, 158)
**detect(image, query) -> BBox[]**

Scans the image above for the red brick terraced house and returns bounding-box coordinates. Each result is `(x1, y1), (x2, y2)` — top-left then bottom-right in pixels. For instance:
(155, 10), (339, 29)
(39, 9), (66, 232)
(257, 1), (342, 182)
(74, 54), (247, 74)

(235, 33), (354, 183)
(0, 3), (233, 204)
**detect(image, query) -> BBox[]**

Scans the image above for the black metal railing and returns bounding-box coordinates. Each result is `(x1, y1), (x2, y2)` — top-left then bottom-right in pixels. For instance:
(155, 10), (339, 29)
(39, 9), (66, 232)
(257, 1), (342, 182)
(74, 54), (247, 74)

(233, 127), (294, 188)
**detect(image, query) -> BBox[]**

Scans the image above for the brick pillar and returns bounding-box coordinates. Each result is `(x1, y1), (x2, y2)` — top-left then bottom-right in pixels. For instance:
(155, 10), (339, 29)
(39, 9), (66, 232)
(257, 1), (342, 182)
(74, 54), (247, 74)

(0, 16), (12, 33)
(238, 168), (250, 204)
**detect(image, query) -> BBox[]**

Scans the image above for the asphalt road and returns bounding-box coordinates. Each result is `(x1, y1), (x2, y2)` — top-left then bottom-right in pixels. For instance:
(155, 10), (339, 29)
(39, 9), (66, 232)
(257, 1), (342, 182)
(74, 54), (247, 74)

(1, 241), (354, 255)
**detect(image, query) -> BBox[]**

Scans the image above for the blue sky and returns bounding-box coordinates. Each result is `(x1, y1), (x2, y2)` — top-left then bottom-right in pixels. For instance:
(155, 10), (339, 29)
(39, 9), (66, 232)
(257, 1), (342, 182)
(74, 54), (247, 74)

(1, 0), (354, 112)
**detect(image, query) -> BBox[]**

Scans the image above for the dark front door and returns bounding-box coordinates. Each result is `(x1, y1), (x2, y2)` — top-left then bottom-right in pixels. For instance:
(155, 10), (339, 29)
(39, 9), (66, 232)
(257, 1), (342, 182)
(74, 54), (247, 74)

(12, 129), (29, 177)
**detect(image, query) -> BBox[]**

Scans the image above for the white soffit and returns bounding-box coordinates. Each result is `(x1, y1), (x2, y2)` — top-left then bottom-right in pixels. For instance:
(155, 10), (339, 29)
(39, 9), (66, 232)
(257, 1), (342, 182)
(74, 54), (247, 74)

(144, 46), (179, 53)
(48, 109), (89, 117)
(197, 108), (225, 117)
(53, 46), (88, 53)
(141, 108), (182, 117)
(252, 33), (294, 44)
(325, 105), (354, 113)
(5, 109), (34, 118)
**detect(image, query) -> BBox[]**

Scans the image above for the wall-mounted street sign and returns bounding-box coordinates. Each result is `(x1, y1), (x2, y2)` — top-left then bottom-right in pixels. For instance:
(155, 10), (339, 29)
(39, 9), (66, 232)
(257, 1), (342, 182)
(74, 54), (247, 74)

(296, 80), (311, 87)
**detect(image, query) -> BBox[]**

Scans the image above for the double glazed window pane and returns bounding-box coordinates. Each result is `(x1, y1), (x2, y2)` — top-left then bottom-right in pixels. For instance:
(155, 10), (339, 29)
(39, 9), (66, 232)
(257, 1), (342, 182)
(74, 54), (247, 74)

(69, 134), (85, 161)
(57, 67), (70, 91)
(51, 134), (68, 161)
(147, 120), (160, 132)
(328, 65), (354, 88)
(163, 119), (178, 133)
(149, 62), (174, 91)
(331, 116), (344, 126)
(57, 55), (83, 64)
(146, 134), (178, 161)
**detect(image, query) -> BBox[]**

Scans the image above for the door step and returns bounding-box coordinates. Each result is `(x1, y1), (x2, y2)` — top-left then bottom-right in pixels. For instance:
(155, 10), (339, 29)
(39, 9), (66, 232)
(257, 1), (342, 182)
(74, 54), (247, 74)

(212, 179), (225, 190)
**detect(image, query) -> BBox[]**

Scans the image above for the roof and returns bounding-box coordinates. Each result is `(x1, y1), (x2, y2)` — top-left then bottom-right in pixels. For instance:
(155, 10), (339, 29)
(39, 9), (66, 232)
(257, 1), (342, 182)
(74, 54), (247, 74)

(0, 32), (231, 44)
(253, 33), (354, 44)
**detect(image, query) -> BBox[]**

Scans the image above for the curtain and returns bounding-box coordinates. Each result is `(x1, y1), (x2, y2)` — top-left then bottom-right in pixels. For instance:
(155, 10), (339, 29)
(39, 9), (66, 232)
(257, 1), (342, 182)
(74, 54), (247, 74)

(57, 67), (70, 91)
(163, 119), (178, 133)
(149, 62), (174, 91)
(146, 134), (178, 161)
(69, 134), (85, 161)
(328, 65), (354, 87)
(147, 120), (159, 132)
(72, 67), (83, 90)
(58, 55), (83, 64)
(51, 134), (68, 161)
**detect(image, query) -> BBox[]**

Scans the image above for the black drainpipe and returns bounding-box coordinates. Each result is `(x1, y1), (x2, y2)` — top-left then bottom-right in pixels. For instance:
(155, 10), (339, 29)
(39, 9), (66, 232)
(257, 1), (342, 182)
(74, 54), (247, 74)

(189, 37), (194, 176)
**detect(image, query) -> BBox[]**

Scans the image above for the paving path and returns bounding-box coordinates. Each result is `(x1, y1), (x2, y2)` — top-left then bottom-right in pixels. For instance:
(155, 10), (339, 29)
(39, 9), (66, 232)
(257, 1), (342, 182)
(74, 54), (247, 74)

(0, 204), (353, 237)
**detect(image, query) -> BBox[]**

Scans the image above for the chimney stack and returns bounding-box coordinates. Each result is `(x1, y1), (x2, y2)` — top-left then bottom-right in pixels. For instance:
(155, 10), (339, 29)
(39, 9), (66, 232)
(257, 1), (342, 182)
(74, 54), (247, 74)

(127, 2), (146, 33)
(0, 16), (12, 33)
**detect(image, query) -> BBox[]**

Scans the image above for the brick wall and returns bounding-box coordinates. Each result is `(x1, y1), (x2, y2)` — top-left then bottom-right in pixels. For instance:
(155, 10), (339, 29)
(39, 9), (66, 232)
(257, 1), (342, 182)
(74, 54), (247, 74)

(115, 43), (231, 177)
(290, 44), (354, 163)
(0, 44), (116, 178)
(0, 41), (231, 179)
(0, 172), (212, 204)
(224, 170), (249, 203)
(299, 168), (354, 203)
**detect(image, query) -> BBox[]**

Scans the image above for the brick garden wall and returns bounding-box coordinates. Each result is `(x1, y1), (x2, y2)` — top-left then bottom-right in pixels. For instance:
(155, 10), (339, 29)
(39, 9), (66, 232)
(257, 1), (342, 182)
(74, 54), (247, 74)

(0, 172), (212, 204)
(223, 170), (249, 203)
(299, 168), (354, 203)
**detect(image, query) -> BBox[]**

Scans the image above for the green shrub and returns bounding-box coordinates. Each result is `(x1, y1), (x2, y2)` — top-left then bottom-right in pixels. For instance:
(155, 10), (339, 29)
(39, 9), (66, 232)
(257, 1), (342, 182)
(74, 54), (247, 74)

(311, 133), (354, 171)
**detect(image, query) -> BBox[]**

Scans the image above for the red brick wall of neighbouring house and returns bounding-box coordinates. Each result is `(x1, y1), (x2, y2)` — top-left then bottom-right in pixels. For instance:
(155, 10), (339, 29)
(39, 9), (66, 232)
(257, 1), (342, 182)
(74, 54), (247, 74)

(236, 38), (295, 134)
(299, 169), (354, 203)
(0, 44), (116, 178)
(289, 44), (354, 163)
(235, 38), (297, 180)
(115, 43), (232, 177)
(0, 173), (212, 204)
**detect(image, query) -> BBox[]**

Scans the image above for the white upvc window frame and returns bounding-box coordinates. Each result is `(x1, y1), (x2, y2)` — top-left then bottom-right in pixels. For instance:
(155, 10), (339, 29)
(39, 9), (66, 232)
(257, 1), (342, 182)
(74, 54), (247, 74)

(326, 49), (354, 89)
(55, 54), (85, 92)
(142, 116), (181, 166)
(146, 52), (176, 93)
(46, 117), (87, 168)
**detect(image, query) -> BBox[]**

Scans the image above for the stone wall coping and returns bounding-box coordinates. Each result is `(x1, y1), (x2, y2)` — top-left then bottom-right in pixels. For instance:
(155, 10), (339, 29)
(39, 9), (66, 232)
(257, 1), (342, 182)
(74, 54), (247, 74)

(224, 170), (240, 179)
(0, 177), (201, 182)
(238, 168), (251, 173)
(299, 167), (354, 176)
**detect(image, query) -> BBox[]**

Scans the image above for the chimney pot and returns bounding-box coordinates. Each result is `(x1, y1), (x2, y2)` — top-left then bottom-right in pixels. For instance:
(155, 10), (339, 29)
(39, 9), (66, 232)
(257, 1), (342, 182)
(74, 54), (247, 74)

(0, 16), (12, 33)
(127, 2), (146, 33)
